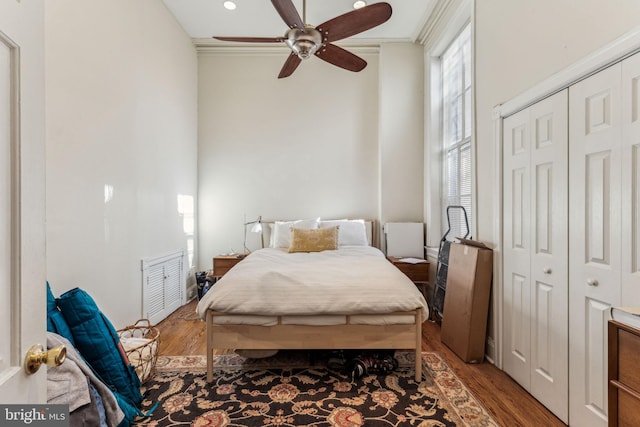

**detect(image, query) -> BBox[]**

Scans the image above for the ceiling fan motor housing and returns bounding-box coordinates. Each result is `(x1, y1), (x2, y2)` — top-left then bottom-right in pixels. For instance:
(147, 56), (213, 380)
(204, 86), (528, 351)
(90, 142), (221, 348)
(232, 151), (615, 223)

(284, 26), (323, 59)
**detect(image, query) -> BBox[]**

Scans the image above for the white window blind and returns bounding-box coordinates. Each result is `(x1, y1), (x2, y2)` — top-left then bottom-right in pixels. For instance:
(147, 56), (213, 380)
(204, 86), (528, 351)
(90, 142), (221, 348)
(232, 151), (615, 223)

(441, 24), (472, 240)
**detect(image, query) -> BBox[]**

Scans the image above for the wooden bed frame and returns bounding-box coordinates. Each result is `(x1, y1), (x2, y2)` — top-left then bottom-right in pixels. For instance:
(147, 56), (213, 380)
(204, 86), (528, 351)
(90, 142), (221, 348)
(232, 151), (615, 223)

(204, 219), (424, 382)
(205, 309), (423, 382)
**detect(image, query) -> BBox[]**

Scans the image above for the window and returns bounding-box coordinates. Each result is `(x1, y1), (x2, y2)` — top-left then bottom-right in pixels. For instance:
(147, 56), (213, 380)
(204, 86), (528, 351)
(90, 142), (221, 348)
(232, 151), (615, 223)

(423, 1), (473, 252)
(440, 24), (472, 241)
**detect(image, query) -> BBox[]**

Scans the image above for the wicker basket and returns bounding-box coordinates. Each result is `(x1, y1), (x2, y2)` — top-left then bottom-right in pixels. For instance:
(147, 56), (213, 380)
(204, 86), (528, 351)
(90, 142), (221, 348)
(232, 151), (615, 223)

(117, 318), (160, 383)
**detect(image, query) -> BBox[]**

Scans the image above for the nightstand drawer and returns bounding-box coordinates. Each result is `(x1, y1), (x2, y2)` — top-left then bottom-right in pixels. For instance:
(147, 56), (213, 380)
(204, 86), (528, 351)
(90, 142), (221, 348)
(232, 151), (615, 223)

(619, 390), (640, 426)
(396, 262), (429, 282)
(619, 328), (640, 394)
(213, 254), (246, 277)
(608, 320), (640, 426)
(387, 256), (429, 283)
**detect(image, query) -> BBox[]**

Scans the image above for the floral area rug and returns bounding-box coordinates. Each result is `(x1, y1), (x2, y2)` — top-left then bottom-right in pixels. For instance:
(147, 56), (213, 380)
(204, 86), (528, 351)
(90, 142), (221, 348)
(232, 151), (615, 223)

(134, 351), (498, 426)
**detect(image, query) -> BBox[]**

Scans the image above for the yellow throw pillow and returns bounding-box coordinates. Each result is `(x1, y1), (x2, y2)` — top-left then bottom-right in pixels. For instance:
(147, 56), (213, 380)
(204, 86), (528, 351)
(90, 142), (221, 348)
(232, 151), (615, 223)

(288, 226), (339, 253)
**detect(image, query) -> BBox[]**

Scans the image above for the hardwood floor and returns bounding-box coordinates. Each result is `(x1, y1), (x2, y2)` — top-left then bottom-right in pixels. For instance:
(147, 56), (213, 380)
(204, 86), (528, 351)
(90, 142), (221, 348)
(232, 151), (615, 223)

(156, 300), (566, 427)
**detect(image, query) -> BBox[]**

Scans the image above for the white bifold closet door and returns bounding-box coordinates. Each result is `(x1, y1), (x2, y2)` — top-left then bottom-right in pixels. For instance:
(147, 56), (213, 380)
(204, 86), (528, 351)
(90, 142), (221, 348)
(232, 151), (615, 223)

(569, 50), (640, 427)
(503, 90), (569, 423)
(568, 62), (622, 427)
(621, 53), (640, 318)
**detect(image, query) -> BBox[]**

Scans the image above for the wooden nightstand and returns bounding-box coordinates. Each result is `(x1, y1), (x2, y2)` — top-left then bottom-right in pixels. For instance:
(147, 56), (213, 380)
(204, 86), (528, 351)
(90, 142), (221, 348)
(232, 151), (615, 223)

(213, 254), (247, 278)
(387, 256), (430, 299)
(608, 320), (640, 426)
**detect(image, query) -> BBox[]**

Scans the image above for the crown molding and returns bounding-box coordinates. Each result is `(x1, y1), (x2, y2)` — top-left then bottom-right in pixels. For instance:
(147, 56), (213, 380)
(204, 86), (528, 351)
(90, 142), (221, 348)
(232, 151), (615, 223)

(414, 0), (456, 46)
(410, 0), (440, 44)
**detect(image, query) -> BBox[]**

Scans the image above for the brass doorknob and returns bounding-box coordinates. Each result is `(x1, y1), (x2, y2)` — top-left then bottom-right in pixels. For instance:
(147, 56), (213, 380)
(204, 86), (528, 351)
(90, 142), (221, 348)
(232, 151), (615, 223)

(24, 344), (66, 375)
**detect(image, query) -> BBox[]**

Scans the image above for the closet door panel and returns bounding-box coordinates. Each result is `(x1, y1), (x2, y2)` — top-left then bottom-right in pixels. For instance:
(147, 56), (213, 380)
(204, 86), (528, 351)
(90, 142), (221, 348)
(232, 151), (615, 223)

(622, 53), (640, 304)
(503, 108), (532, 388)
(569, 62), (622, 427)
(585, 298), (610, 416)
(502, 91), (568, 423)
(529, 92), (568, 423)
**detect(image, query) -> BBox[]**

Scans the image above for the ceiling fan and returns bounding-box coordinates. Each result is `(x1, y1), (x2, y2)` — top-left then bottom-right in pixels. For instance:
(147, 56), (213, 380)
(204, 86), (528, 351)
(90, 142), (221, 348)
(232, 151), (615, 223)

(214, 0), (392, 78)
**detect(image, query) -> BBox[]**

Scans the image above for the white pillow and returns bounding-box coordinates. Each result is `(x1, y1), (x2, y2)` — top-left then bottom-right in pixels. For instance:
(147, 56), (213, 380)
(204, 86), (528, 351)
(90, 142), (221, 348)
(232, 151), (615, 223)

(319, 219), (368, 246)
(271, 218), (319, 248)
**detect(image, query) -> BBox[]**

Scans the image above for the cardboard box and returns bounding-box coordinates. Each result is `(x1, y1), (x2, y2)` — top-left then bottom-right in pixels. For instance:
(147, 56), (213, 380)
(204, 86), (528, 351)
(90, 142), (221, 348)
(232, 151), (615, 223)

(440, 239), (493, 363)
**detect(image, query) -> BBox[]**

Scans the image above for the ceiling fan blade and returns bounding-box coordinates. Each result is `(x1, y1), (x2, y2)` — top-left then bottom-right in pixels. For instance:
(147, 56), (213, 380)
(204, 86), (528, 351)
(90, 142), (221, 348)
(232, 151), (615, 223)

(214, 36), (284, 43)
(315, 43), (367, 72)
(271, 0), (305, 30)
(316, 2), (392, 43)
(278, 53), (302, 79)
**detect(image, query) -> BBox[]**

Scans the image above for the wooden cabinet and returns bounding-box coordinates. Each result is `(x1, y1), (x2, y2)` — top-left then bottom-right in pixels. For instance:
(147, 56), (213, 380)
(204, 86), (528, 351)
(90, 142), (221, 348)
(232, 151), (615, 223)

(213, 254), (246, 278)
(387, 256), (429, 298)
(608, 320), (640, 427)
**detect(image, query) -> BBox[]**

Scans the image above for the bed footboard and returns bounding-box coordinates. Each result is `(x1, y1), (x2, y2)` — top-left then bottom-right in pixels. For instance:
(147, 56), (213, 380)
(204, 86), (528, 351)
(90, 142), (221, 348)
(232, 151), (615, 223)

(205, 309), (423, 382)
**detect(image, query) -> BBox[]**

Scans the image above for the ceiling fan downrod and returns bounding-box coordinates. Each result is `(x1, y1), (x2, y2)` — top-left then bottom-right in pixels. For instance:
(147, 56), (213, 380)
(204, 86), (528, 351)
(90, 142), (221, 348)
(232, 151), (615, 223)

(302, 0), (306, 24)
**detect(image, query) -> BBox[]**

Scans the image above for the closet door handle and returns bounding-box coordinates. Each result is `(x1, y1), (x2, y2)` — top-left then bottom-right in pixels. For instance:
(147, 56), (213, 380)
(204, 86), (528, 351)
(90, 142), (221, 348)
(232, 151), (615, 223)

(543, 267), (552, 274)
(586, 278), (599, 287)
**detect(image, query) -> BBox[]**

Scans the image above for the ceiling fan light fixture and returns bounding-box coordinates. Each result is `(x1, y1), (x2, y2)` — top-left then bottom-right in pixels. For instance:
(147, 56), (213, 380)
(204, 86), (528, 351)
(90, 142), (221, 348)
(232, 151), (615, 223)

(223, 1), (236, 11)
(284, 27), (323, 60)
(292, 40), (316, 59)
(353, 1), (367, 9)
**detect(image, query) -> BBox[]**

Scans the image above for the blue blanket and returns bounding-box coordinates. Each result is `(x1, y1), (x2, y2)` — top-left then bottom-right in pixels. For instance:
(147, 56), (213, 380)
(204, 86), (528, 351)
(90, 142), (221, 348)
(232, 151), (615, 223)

(55, 287), (144, 426)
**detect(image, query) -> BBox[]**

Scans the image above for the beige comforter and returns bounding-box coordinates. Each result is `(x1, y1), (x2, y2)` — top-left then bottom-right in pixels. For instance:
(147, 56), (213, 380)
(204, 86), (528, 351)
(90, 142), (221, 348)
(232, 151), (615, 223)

(196, 246), (429, 320)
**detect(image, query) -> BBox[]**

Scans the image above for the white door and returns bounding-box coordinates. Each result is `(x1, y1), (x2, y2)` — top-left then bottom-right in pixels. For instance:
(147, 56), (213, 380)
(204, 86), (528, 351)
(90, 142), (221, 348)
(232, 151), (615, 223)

(503, 106), (532, 388)
(0, 0), (47, 403)
(528, 91), (569, 422)
(621, 53), (640, 307)
(503, 90), (569, 423)
(569, 62), (622, 427)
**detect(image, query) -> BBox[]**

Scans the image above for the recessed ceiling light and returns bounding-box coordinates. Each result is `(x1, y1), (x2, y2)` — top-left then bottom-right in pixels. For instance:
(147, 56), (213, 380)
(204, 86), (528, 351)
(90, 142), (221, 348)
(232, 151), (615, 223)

(223, 1), (236, 10)
(353, 1), (367, 9)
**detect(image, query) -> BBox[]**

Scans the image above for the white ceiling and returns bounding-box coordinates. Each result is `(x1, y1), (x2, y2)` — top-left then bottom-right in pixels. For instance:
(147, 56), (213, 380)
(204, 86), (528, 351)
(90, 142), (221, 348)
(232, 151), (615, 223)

(162, 0), (434, 43)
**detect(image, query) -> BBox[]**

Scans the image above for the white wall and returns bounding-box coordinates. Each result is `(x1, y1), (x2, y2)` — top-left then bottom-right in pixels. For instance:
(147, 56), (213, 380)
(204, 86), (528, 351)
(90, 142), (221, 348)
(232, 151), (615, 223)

(197, 43), (425, 266)
(474, 0), (640, 244)
(379, 43), (425, 227)
(45, 0), (198, 328)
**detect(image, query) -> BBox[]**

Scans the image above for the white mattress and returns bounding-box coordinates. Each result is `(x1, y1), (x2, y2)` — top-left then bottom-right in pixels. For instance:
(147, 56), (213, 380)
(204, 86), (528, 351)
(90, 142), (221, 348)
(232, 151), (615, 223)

(196, 246), (429, 325)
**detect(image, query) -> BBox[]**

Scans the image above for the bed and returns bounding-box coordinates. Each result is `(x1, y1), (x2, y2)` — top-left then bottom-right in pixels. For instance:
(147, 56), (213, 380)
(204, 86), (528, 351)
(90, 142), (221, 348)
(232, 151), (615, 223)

(196, 219), (429, 382)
